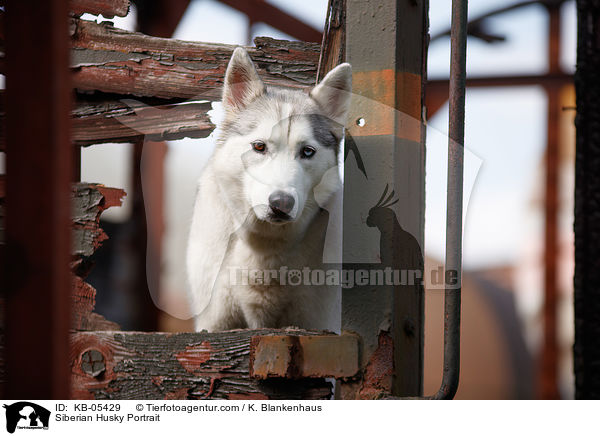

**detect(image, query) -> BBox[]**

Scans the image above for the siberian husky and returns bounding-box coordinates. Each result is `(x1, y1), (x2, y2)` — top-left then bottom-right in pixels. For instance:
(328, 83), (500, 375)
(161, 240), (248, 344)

(186, 47), (352, 332)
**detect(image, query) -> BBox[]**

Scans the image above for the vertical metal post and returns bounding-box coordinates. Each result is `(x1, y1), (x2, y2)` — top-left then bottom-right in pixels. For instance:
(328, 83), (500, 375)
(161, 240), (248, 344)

(540, 2), (561, 400)
(574, 0), (600, 400)
(342, 0), (428, 398)
(431, 0), (467, 400)
(4, 0), (72, 398)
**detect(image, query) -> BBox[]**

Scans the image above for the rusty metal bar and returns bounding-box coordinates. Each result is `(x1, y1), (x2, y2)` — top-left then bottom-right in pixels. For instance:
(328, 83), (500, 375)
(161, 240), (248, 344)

(431, 0), (468, 400)
(540, 1), (561, 400)
(4, 0), (72, 398)
(249, 334), (360, 379)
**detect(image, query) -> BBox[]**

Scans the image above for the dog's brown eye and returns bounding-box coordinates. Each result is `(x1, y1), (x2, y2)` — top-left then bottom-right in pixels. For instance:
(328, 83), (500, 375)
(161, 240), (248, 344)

(301, 146), (316, 159)
(252, 141), (266, 153)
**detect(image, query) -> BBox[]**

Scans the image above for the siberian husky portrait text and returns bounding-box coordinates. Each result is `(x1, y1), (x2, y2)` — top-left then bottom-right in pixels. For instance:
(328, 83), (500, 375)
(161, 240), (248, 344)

(186, 47), (352, 332)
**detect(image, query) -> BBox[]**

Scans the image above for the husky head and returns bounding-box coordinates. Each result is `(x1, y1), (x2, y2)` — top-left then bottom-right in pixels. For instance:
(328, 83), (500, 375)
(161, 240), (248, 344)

(213, 47), (352, 236)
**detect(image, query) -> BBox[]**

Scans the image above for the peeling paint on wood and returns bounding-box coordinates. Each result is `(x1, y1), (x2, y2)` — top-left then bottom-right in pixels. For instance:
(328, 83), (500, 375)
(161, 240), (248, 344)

(70, 330), (333, 400)
(70, 0), (130, 18)
(70, 183), (124, 331)
(71, 183), (125, 257)
(67, 20), (320, 100)
(72, 275), (120, 331)
(71, 98), (215, 146)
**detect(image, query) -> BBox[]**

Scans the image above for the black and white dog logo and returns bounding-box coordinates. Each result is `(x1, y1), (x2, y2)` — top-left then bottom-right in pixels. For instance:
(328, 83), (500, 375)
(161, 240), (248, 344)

(3, 402), (50, 433)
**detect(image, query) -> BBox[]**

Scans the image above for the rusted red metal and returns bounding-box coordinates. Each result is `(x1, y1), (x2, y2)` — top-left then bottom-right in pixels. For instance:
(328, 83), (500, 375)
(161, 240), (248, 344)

(4, 0), (73, 399)
(426, 72), (573, 117)
(540, 2), (561, 401)
(357, 331), (394, 399)
(249, 334), (360, 379)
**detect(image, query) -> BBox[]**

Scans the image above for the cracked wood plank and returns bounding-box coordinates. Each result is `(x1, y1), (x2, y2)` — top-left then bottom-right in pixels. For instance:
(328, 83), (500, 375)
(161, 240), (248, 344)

(70, 183), (124, 331)
(72, 275), (120, 331)
(0, 95), (215, 148)
(71, 98), (215, 146)
(70, 329), (333, 400)
(71, 0), (130, 18)
(72, 183), (126, 257)
(69, 19), (320, 99)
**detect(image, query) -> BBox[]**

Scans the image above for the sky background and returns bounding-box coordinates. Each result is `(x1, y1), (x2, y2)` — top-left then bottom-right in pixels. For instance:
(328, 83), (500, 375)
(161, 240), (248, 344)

(78, 0), (577, 275)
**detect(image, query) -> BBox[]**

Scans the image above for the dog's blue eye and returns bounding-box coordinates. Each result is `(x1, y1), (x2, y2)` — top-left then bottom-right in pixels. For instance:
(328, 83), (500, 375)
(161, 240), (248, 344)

(252, 141), (266, 153)
(301, 146), (316, 159)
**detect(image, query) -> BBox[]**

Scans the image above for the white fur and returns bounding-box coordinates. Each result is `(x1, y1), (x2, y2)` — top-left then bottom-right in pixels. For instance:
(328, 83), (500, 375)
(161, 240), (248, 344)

(186, 48), (352, 332)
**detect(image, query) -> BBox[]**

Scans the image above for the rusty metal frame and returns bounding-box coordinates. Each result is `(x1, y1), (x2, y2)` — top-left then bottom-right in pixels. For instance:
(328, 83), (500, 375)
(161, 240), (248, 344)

(429, 0), (468, 400)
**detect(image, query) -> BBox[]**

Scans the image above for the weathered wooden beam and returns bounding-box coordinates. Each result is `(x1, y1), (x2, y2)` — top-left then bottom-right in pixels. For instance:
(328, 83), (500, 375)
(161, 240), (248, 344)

(0, 95), (215, 148)
(72, 275), (120, 331)
(249, 334), (360, 379)
(71, 183), (124, 331)
(69, 19), (320, 99)
(72, 98), (215, 146)
(316, 0), (346, 83)
(71, 0), (130, 18)
(72, 183), (126, 257)
(70, 330), (334, 400)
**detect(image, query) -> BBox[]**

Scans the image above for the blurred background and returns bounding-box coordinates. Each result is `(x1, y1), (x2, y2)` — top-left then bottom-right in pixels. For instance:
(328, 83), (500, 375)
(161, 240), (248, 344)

(33, 0), (575, 399)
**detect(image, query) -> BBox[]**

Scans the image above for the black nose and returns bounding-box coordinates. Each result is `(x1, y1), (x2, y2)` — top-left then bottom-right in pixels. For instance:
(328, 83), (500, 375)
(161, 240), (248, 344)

(268, 191), (295, 215)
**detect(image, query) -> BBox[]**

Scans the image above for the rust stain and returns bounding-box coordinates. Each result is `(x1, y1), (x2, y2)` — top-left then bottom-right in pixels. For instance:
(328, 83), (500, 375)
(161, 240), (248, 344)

(352, 70), (422, 117)
(175, 341), (213, 374)
(249, 336), (293, 379)
(348, 69), (422, 142)
(357, 331), (394, 399)
(250, 334), (360, 379)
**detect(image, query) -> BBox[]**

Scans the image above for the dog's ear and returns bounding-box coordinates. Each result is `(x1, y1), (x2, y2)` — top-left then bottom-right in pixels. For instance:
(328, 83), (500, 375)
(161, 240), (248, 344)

(310, 63), (352, 125)
(222, 47), (265, 113)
